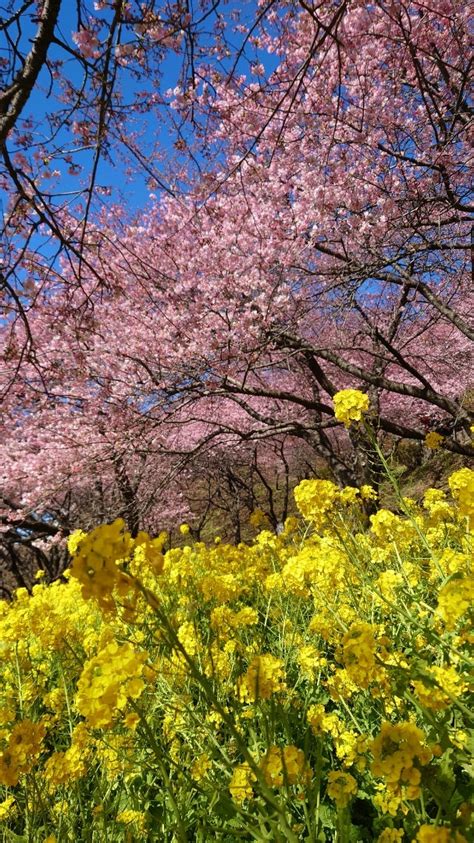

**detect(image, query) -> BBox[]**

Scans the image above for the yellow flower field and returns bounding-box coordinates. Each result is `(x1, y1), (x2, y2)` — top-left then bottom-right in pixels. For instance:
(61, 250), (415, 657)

(0, 461), (472, 841)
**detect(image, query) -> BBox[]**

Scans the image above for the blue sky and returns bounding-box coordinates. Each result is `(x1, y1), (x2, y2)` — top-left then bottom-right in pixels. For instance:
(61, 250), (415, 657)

(11, 1), (279, 216)
(0, 0), (280, 301)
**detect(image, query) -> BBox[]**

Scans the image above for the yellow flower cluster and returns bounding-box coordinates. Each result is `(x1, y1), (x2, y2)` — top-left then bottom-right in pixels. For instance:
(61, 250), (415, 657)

(377, 829), (404, 842)
(43, 723), (90, 792)
(116, 809), (148, 834)
(229, 745), (311, 804)
(370, 508), (416, 546)
(69, 519), (165, 612)
(436, 577), (474, 629)
(425, 431), (444, 449)
(306, 703), (368, 768)
(341, 621), (382, 688)
(76, 640), (147, 728)
(236, 654), (286, 702)
(449, 468), (474, 518)
(69, 518), (134, 610)
(0, 794), (16, 821)
(293, 478), (339, 523)
(261, 745), (311, 788)
(412, 665), (467, 711)
(0, 720), (45, 786)
(229, 762), (256, 802)
(371, 722), (432, 801)
(415, 826), (468, 842)
(333, 388), (370, 427)
(0, 455), (472, 840)
(326, 770), (358, 807)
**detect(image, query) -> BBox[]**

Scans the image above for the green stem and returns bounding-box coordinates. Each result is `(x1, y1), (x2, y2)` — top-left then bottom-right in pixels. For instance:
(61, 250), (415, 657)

(131, 700), (188, 843)
(132, 578), (300, 843)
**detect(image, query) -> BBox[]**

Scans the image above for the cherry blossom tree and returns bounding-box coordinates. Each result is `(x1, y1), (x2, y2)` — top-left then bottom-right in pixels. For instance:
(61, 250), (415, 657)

(0, 0), (271, 362)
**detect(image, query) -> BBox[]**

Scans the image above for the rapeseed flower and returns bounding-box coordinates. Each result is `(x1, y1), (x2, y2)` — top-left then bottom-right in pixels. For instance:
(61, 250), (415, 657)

(414, 826), (468, 842)
(260, 745), (311, 787)
(436, 577), (474, 629)
(0, 719), (46, 786)
(76, 640), (147, 727)
(377, 830), (404, 842)
(425, 431), (444, 449)
(341, 621), (381, 688)
(0, 454), (472, 839)
(69, 519), (134, 611)
(229, 762), (256, 802)
(237, 654), (286, 702)
(449, 468), (474, 518)
(371, 721), (432, 799)
(333, 389), (369, 428)
(0, 795), (16, 821)
(326, 770), (358, 807)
